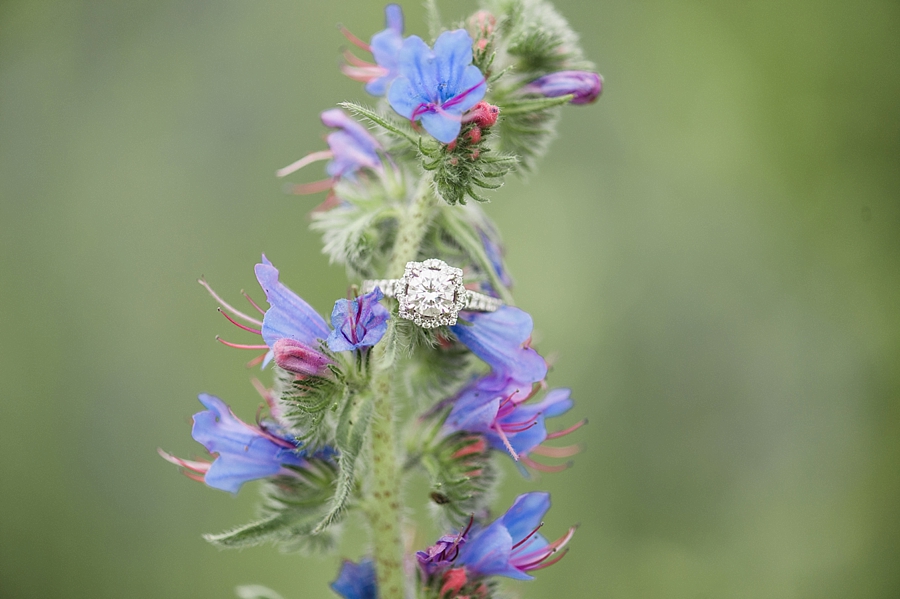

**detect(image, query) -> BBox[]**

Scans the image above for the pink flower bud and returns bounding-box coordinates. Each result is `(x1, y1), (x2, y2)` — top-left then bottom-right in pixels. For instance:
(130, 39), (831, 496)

(272, 338), (333, 378)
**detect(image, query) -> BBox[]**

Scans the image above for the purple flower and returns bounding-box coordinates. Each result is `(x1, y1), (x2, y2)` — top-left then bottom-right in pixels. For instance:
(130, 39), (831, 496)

(276, 109), (383, 204)
(450, 306), (547, 385)
(326, 288), (391, 352)
(330, 558), (377, 599)
(420, 492), (575, 581)
(340, 5), (405, 96)
(159, 394), (313, 494)
(206, 256), (388, 370)
(442, 376), (583, 468)
(522, 71), (603, 105)
(416, 518), (474, 576)
(388, 30), (487, 143)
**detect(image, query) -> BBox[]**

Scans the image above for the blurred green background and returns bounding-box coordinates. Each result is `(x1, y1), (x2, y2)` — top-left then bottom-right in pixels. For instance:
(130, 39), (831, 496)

(2, 1), (899, 597)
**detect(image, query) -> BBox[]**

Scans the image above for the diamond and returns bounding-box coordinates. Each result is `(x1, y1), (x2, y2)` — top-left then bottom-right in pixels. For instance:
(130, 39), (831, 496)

(398, 259), (464, 328)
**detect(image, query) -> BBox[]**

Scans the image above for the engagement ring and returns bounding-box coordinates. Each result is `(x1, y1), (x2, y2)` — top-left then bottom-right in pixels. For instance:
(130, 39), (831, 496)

(361, 259), (503, 328)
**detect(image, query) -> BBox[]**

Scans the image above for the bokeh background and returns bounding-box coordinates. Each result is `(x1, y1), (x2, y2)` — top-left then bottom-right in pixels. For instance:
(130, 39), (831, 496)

(2, 1), (899, 598)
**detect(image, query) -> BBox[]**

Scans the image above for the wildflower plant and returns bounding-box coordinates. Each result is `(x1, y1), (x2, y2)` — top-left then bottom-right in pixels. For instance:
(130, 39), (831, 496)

(160, 1), (602, 597)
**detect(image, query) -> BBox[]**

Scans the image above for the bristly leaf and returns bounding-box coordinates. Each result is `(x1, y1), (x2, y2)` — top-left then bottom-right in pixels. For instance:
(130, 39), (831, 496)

(418, 432), (498, 528)
(426, 122), (517, 205)
(311, 198), (399, 279)
(339, 101), (419, 147)
(272, 365), (345, 450)
(495, 100), (561, 172)
(312, 390), (375, 533)
(204, 459), (339, 552)
(497, 94), (574, 115)
(485, 0), (593, 77)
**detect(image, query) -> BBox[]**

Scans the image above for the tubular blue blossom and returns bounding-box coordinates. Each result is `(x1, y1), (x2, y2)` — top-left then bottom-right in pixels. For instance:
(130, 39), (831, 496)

(450, 306), (547, 385)
(420, 492), (575, 581)
(255, 255), (331, 350)
(207, 256), (385, 369)
(275, 109), (383, 205)
(387, 30), (487, 143)
(159, 394), (314, 494)
(330, 558), (377, 599)
(340, 5), (405, 96)
(522, 71), (603, 105)
(326, 288), (391, 352)
(442, 376), (582, 468)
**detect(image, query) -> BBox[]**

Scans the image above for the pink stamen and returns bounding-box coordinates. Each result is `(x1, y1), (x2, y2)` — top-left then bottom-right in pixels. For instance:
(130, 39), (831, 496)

(218, 308), (262, 335)
(215, 336), (269, 350)
(512, 522), (544, 550)
(342, 49), (376, 68)
(492, 423), (519, 461)
(501, 420), (538, 434)
(530, 443), (581, 458)
(339, 25), (371, 51)
(251, 378), (276, 411)
(276, 150), (334, 178)
(524, 548), (569, 572)
(288, 178), (336, 195)
(520, 456), (572, 473)
(514, 526), (575, 567)
(245, 352), (267, 369)
(312, 190), (342, 213)
(198, 277), (263, 326)
(340, 64), (383, 82)
(545, 419), (587, 440)
(157, 448), (211, 473)
(241, 290), (266, 315)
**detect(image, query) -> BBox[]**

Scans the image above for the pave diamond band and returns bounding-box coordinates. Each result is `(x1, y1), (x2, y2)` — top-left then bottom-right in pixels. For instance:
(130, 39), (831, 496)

(361, 259), (503, 328)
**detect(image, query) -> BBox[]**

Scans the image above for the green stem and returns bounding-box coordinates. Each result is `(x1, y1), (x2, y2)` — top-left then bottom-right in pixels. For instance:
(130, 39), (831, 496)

(368, 179), (435, 598)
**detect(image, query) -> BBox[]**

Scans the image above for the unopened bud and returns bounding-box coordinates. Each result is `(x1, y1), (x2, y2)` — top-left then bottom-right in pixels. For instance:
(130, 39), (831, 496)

(522, 71), (603, 105)
(463, 101), (500, 128)
(273, 338), (332, 377)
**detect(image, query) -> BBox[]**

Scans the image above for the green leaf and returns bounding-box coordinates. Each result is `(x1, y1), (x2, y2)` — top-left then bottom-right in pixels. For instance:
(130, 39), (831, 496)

(498, 94), (574, 115)
(204, 512), (296, 549)
(338, 101), (418, 146)
(312, 391), (375, 533)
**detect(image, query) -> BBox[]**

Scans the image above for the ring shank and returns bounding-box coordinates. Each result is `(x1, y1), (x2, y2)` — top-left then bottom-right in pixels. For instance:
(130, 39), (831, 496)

(361, 279), (502, 313)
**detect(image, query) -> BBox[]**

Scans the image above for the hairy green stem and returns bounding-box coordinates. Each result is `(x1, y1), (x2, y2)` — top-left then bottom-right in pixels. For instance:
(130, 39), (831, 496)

(368, 181), (436, 598)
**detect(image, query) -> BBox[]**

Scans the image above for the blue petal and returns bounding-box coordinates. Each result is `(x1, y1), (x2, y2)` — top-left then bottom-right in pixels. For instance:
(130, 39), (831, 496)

(396, 35), (439, 102)
(255, 256), (330, 348)
(326, 288), (390, 352)
(457, 522), (532, 580)
(387, 75), (420, 119)
(383, 4), (403, 33)
(500, 492), (551, 543)
(191, 394), (303, 494)
(444, 395), (500, 436)
(444, 65), (487, 114)
(433, 30), (475, 102)
(537, 388), (573, 418)
(451, 306), (547, 384)
(330, 558), (377, 599)
(420, 111), (462, 144)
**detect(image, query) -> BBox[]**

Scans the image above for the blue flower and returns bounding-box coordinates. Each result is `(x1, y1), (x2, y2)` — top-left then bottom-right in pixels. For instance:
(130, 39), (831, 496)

(276, 110), (383, 206)
(340, 5), (405, 97)
(450, 306), (547, 385)
(388, 30), (487, 143)
(456, 492), (575, 580)
(159, 394), (313, 494)
(442, 376), (582, 468)
(522, 71), (603, 105)
(366, 5), (405, 96)
(326, 288), (391, 352)
(330, 558), (377, 599)
(208, 256), (388, 370)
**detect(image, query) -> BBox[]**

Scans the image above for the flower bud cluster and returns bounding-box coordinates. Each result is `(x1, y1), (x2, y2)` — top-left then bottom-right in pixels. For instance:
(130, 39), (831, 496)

(160, 2), (601, 597)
